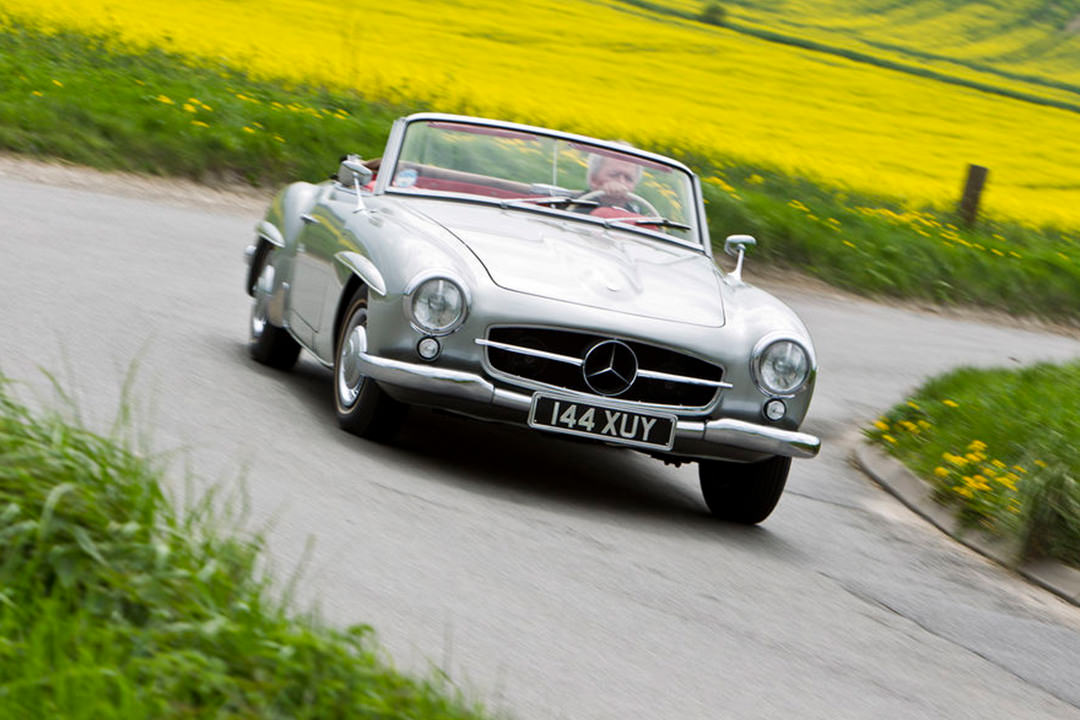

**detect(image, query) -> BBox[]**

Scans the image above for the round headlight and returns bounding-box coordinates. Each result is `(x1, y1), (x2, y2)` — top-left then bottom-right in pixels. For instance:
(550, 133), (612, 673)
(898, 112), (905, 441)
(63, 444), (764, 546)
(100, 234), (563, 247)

(754, 340), (810, 395)
(409, 277), (465, 334)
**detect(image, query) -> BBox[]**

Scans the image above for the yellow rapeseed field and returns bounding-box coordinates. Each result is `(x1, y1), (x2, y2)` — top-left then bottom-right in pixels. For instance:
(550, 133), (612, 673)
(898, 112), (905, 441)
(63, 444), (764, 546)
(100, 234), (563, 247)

(4, 0), (1080, 227)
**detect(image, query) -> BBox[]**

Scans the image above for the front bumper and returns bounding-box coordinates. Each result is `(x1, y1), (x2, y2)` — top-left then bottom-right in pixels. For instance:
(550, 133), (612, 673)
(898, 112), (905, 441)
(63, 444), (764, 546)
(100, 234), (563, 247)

(359, 353), (820, 460)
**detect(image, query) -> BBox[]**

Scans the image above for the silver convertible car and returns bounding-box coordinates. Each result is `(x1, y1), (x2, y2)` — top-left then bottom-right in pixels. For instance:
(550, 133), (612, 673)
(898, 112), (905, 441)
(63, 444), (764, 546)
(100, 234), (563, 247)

(245, 113), (820, 523)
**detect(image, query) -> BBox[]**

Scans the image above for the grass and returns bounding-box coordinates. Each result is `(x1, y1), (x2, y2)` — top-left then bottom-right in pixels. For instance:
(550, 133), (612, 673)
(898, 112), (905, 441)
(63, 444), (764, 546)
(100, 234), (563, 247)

(865, 362), (1080, 568)
(0, 376), (490, 719)
(2, 23), (1080, 321)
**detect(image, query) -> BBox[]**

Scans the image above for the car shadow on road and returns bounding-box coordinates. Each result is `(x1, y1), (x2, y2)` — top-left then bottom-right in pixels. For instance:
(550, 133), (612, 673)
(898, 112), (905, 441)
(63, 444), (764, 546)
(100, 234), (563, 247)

(234, 343), (800, 551)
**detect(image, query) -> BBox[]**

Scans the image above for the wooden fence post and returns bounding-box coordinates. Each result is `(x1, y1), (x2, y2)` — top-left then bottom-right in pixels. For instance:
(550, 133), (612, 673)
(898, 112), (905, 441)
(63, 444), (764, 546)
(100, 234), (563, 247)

(958, 164), (989, 227)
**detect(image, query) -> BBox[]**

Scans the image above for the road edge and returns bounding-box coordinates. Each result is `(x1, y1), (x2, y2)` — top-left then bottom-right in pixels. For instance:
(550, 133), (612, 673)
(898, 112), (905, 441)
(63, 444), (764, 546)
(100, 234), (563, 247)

(853, 441), (1080, 607)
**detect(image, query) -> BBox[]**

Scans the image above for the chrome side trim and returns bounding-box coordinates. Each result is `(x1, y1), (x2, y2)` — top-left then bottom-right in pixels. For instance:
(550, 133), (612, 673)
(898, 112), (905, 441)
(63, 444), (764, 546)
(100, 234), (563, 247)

(256, 220), (285, 248)
(355, 354), (819, 459)
(475, 338), (583, 366)
(333, 251), (387, 297)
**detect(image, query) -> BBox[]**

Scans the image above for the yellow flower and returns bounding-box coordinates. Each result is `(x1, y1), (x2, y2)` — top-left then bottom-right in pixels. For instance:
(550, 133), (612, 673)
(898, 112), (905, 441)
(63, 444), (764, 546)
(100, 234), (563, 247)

(182, 103), (197, 113)
(1035, 459), (1048, 468)
(933, 466), (950, 478)
(1013, 465), (1027, 474)
(31, 90), (43, 97)
(882, 434), (897, 444)
(242, 126), (256, 133)
(747, 174), (764, 185)
(274, 134), (286, 143)
(906, 401), (921, 410)
(843, 240), (856, 249)
(917, 420), (932, 430)
(967, 440), (987, 452)
(191, 120), (209, 128)
(953, 486), (974, 499)
(991, 459), (1006, 469)
(943, 399), (959, 408)
(901, 420), (918, 433)
(873, 420), (890, 431)
(52, 79), (63, 87)
(156, 94), (174, 105)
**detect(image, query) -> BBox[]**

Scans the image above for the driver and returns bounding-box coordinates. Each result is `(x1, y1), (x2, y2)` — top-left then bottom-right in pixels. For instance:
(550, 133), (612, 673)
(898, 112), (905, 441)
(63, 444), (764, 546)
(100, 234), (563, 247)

(582, 151), (650, 214)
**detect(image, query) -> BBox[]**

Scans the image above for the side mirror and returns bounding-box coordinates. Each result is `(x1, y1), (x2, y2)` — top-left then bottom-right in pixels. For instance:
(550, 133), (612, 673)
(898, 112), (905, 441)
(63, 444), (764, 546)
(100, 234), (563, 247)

(724, 234), (756, 257)
(338, 155), (374, 188)
(723, 234), (756, 284)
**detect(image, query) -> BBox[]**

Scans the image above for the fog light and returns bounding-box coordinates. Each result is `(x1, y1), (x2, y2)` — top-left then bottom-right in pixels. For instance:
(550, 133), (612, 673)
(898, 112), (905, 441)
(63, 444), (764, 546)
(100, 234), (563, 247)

(764, 398), (786, 421)
(417, 336), (441, 360)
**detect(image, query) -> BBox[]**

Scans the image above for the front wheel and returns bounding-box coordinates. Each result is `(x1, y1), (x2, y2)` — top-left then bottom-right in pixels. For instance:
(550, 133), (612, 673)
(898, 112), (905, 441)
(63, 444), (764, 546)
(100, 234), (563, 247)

(334, 291), (407, 441)
(698, 455), (791, 524)
(249, 251), (300, 370)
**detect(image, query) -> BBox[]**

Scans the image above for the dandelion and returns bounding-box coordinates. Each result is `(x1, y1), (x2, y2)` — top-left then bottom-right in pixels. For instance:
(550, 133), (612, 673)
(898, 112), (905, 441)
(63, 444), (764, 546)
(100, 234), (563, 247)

(843, 240), (856, 249)
(182, 103), (197, 113)
(882, 434), (897, 444)
(1035, 459), (1048, 468)
(917, 420), (932, 430)
(243, 126), (256, 133)
(1013, 465), (1027, 474)
(906, 401), (921, 410)
(191, 120), (209, 128)
(747, 174), (764, 185)
(156, 94), (174, 105)
(968, 440), (987, 452)
(943, 399), (959, 408)
(31, 90), (43, 97)
(934, 466), (950, 478)
(52, 79), (63, 87)
(873, 420), (889, 431)
(953, 485), (974, 499)
(274, 135), (285, 142)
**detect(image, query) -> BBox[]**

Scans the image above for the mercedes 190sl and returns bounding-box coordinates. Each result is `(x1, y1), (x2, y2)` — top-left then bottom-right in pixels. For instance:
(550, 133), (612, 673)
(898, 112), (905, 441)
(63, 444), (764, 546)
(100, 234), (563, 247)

(244, 112), (820, 523)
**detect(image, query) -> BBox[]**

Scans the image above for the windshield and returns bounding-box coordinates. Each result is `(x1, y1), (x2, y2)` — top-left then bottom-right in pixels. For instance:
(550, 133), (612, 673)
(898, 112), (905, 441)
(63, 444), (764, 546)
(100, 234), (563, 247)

(387, 119), (701, 246)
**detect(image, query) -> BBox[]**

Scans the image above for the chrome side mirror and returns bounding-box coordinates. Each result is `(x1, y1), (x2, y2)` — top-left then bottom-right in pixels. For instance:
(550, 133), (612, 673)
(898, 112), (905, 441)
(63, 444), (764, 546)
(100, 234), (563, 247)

(338, 155), (374, 188)
(724, 234), (756, 284)
(338, 155), (374, 213)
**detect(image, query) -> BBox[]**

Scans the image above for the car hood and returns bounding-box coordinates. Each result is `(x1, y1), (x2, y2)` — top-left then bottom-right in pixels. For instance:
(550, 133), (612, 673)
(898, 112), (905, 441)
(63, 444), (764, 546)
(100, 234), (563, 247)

(407, 200), (725, 327)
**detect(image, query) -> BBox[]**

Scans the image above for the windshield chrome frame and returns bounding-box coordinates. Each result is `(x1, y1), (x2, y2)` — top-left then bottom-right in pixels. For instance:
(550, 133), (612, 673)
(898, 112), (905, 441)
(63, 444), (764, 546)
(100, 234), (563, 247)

(373, 113), (712, 255)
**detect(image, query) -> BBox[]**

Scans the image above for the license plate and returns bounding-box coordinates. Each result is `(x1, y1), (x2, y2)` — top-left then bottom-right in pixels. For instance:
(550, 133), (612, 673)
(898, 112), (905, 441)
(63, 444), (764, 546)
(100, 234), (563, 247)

(528, 394), (676, 451)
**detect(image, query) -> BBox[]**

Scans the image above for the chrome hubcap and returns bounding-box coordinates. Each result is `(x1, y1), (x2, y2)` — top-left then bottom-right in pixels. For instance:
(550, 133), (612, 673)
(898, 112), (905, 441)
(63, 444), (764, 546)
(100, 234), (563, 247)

(337, 313), (368, 407)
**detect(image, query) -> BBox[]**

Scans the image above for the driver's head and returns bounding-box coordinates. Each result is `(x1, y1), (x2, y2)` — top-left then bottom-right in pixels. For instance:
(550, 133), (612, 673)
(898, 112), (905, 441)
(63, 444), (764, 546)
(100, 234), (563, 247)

(587, 152), (642, 199)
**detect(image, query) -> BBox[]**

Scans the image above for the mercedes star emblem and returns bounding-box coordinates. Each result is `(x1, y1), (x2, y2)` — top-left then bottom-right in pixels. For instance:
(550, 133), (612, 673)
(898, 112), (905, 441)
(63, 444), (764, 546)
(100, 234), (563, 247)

(582, 340), (638, 396)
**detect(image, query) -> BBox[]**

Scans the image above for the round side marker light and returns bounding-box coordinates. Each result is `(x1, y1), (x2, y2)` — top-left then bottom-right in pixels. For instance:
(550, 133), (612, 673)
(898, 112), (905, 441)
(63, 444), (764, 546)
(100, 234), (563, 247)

(764, 398), (786, 422)
(417, 337), (441, 360)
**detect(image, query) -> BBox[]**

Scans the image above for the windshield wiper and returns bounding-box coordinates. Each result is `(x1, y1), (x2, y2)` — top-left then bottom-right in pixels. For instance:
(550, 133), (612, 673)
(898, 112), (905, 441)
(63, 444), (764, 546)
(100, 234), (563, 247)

(499, 196), (599, 209)
(603, 216), (692, 231)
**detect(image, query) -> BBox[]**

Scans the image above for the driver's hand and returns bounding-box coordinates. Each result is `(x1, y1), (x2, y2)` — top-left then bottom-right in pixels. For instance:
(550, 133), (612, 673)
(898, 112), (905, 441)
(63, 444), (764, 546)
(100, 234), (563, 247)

(596, 179), (632, 200)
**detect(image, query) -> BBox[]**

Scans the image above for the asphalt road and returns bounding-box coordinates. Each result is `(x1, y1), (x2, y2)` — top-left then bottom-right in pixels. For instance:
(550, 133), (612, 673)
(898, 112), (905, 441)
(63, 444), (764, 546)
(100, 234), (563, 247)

(3, 170), (1080, 719)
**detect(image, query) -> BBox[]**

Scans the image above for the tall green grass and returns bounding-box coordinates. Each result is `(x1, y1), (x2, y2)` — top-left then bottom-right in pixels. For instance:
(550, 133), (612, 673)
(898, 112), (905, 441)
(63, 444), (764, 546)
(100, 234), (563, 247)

(0, 377), (489, 719)
(2, 23), (1080, 320)
(866, 362), (1080, 567)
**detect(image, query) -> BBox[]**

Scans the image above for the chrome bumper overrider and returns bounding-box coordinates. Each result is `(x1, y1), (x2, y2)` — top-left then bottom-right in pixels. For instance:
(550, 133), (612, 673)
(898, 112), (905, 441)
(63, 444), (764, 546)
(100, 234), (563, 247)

(358, 353), (821, 459)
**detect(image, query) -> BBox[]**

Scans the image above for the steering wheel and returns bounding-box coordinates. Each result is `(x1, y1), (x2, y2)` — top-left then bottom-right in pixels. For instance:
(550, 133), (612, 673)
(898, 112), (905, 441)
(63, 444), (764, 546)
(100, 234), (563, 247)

(568, 189), (661, 217)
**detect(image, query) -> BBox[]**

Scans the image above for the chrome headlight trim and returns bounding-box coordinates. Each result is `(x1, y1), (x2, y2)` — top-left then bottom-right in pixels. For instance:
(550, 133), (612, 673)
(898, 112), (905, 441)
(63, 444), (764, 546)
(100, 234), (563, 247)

(402, 271), (470, 336)
(750, 335), (813, 397)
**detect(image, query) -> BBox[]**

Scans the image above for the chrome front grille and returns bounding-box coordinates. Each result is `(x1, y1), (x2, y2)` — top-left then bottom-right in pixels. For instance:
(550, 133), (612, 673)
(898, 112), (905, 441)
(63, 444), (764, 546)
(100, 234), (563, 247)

(480, 327), (729, 408)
